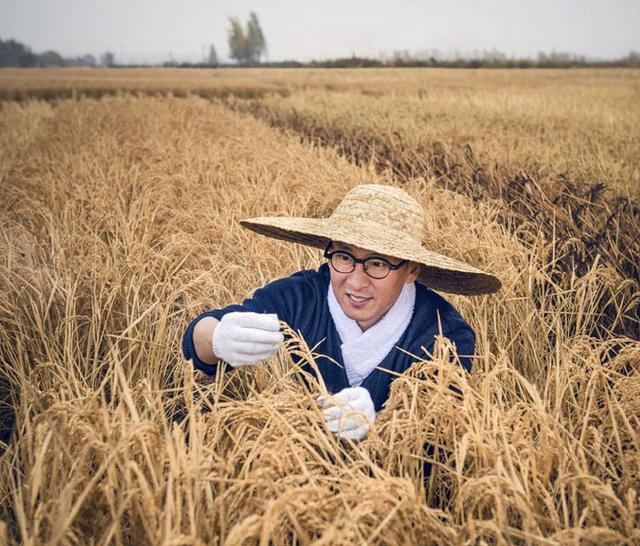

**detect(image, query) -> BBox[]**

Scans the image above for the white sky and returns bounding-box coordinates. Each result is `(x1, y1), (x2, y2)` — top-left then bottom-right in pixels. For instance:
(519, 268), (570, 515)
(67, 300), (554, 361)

(1, 0), (638, 64)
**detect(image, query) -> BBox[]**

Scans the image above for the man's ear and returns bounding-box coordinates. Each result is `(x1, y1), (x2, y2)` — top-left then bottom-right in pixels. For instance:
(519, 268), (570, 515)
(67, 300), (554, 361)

(405, 262), (420, 283)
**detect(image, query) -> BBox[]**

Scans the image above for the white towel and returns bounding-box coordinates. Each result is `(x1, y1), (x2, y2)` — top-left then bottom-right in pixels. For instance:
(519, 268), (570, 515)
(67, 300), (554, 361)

(328, 281), (416, 387)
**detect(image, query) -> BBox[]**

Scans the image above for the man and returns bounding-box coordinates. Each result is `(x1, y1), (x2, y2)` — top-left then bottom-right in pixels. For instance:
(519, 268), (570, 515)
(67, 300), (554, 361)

(183, 184), (500, 441)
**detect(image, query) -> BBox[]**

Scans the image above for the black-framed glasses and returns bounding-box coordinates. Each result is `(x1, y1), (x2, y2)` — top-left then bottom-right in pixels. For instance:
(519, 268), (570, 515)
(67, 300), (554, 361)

(323, 243), (408, 280)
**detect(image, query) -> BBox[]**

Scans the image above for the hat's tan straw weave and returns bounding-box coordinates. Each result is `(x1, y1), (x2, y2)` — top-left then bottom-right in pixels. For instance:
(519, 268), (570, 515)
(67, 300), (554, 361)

(240, 184), (501, 295)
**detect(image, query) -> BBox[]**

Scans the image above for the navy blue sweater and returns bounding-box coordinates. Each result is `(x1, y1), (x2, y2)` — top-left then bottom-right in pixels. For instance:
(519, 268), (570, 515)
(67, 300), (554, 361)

(182, 264), (475, 411)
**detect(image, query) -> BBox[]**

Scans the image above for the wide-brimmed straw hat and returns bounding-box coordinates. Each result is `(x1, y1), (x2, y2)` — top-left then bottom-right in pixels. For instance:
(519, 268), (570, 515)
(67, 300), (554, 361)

(240, 184), (501, 295)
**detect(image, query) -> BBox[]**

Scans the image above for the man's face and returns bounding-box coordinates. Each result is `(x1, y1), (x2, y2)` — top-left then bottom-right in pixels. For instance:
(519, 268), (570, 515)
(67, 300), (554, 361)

(327, 241), (420, 331)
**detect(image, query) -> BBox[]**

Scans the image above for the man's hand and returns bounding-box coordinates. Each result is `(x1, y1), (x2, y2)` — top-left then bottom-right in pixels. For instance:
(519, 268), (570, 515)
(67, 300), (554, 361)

(317, 386), (376, 441)
(212, 312), (283, 368)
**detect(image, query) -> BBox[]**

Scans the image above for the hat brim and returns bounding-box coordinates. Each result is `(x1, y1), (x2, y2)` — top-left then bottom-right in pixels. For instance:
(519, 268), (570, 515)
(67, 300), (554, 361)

(240, 216), (501, 296)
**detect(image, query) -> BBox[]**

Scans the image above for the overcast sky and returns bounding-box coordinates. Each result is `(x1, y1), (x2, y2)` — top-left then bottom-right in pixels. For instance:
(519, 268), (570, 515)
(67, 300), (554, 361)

(1, 0), (638, 64)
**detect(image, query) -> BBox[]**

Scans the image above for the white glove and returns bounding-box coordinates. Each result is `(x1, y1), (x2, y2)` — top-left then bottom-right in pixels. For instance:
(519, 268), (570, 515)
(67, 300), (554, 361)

(212, 312), (284, 368)
(317, 386), (376, 441)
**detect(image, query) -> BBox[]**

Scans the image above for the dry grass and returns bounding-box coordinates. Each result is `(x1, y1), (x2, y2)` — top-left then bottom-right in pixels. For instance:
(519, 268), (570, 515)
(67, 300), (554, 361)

(0, 81), (638, 544)
(234, 82), (640, 196)
(226, 73), (640, 330)
(0, 67), (290, 101)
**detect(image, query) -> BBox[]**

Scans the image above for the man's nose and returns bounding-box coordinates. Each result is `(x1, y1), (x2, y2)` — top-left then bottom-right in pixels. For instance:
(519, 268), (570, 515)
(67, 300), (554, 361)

(346, 263), (370, 290)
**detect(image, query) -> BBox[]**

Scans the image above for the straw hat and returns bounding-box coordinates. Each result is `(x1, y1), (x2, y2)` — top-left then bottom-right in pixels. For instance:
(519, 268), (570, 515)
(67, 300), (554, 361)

(240, 184), (501, 295)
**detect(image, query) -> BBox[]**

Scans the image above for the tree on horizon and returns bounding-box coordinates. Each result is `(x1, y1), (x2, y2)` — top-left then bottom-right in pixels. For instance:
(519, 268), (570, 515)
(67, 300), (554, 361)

(246, 12), (266, 64)
(208, 44), (219, 67)
(100, 51), (115, 67)
(228, 12), (267, 65)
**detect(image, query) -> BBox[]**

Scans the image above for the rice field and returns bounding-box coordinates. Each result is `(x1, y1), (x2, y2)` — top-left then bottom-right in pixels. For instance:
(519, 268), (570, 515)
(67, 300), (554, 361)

(0, 68), (639, 545)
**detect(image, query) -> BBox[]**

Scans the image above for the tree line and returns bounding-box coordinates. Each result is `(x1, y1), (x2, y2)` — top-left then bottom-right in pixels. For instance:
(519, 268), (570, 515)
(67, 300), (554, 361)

(0, 37), (104, 67)
(3, 15), (639, 70)
(0, 13), (267, 69)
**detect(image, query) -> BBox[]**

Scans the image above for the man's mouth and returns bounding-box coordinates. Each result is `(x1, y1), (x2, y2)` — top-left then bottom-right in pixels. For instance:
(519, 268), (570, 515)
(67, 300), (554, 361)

(346, 293), (372, 306)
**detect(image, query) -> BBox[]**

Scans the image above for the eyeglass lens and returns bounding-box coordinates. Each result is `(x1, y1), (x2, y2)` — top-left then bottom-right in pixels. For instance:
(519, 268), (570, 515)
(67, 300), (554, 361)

(330, 251), (390, 279)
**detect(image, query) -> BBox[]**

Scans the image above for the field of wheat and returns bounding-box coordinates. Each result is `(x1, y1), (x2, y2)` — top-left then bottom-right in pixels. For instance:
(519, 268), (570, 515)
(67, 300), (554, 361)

(0, 68), (639, 545)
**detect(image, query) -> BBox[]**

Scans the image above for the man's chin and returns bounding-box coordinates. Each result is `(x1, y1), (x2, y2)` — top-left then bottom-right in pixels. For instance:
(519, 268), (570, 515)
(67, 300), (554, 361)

(344, 308), (372, 325)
